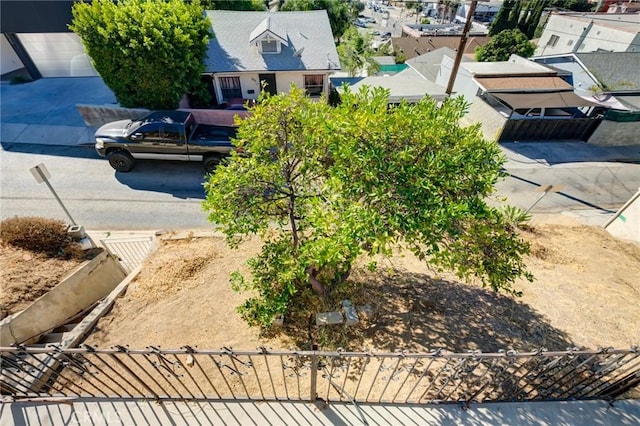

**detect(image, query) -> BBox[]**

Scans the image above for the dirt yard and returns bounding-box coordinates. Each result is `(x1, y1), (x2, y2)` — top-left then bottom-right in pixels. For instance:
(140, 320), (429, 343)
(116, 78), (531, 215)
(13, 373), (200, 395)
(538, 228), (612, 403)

(82, 217), (640, 353)
(0, 245), (101, 320)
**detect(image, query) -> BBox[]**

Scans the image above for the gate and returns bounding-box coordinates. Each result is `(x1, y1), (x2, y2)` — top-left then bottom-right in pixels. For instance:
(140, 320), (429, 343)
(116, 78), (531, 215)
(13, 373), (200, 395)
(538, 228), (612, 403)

(498, 118), (602, 142)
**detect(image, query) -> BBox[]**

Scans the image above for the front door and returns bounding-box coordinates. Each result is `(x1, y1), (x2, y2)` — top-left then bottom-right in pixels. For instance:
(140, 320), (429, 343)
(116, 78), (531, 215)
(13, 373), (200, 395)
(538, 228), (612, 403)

(259, 74), (277, 96)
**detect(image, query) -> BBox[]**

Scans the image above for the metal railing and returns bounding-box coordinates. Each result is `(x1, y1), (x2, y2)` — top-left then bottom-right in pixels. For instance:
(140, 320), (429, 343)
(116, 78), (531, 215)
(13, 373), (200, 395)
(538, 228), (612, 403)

(1, 346), (638, 403)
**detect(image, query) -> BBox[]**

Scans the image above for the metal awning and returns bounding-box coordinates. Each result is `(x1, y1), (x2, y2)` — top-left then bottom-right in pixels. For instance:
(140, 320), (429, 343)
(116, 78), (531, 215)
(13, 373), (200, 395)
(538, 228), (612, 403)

(491, 92), (603, 109)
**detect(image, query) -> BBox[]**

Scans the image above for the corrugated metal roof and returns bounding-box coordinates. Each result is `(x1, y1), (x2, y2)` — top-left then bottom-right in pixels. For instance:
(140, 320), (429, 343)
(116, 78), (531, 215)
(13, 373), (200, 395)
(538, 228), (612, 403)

(205, 10), (340, 73)
(476, 76), (573, 91)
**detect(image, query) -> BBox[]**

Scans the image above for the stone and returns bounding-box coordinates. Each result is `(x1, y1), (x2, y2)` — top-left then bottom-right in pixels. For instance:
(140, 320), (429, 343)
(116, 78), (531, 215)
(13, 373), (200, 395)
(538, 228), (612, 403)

(316, 312), (343, 326)
(342, 300), (360, 326)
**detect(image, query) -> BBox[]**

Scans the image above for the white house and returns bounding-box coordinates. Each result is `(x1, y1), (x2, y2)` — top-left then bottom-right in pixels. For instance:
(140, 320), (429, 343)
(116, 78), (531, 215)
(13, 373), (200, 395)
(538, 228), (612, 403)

(204, 10), (341, 105)
(535, 13), (640, 56)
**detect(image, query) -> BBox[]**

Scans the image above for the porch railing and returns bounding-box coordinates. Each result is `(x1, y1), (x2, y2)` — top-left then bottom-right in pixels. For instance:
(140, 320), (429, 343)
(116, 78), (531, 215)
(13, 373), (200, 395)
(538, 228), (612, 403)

(1, 346), (638, 404)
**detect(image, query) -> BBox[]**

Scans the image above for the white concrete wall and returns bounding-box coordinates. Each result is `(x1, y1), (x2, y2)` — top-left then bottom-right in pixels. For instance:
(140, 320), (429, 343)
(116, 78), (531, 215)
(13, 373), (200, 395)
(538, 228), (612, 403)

(1, 36), (24, 75)
(536, 15), (637, 56)
(16, 33), (98, 77)
(215, 71), (331, 103)
(604, 188), (640, 242)
(0, 251), (126, 346)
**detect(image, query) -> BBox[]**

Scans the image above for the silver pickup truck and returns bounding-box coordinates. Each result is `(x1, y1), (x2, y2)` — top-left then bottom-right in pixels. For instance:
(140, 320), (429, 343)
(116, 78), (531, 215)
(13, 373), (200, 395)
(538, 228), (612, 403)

(94, 110), (237, 172)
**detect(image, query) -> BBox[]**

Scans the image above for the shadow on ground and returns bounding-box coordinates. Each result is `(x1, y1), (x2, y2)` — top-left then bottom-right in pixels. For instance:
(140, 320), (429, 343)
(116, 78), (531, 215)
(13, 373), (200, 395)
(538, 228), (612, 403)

(360, 270), (574, 353)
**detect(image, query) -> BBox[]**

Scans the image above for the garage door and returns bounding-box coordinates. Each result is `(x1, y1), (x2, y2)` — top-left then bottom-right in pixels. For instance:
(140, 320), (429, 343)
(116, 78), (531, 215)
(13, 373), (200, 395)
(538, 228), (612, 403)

(16, 33), (98, 78)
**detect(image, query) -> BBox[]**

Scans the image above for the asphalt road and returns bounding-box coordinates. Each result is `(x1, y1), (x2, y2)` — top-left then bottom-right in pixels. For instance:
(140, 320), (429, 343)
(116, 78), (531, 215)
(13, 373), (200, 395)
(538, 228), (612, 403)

(0, 143), (213, 230)
(2, 141), (639, 231)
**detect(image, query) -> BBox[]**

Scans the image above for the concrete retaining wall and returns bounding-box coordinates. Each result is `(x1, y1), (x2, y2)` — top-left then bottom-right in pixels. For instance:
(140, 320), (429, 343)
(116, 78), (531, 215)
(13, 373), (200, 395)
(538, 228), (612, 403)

(604, 188), (640, 242)
(0, 250), (126, 346)
(588, 120), (640, 146)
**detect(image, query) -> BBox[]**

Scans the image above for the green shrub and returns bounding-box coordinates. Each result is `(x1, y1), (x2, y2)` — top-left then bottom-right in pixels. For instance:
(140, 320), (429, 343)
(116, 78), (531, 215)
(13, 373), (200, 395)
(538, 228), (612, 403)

(0, 217), (77, 256)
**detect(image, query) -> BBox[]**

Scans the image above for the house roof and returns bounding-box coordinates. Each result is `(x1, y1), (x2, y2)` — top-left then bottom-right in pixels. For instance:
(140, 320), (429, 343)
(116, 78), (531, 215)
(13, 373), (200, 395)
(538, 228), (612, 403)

(337, 67), (447, 103)
(574, 52), (640, 92)
(552, 13), (640, 34)
(475, 76), (573, 92)
(492, 92), (602, 109)
(406, 47), (472, 82)
(461, 60), (555, 77)
(204, 10), (340, 73)
(391, 36), (490, 61)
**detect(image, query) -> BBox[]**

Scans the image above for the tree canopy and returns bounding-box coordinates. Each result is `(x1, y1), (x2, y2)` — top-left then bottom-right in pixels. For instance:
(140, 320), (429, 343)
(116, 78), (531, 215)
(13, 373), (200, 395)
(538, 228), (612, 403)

(489, 0), (547, 38)
(337, 26), (379, 77)
(476, 29), (536, 62)
(202, 0), (267, 11)
(280, 0), (352, 40)
(70, 0), (211, 109)
(203, 87), (532, 328)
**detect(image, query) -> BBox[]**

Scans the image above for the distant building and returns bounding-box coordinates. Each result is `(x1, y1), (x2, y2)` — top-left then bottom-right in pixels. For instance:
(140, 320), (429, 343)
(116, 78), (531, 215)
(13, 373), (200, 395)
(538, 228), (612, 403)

(536, 13), (640, 56)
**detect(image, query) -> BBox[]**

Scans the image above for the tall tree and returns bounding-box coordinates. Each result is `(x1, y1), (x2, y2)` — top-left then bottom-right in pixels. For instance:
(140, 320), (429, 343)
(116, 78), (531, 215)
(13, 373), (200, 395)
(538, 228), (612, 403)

(489, 0), (516, 35)
(203, 87), (532, 328)
(280, 0), (352, 41)
(202, 0), (267, 11)
(336, 26), (379, 77)
(70, 0), (211, 109)
(476, 28), (536, 62)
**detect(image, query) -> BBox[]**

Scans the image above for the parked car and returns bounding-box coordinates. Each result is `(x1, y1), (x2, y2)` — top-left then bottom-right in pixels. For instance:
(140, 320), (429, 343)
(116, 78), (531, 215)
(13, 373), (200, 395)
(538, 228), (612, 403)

(94, 110), (237, 173)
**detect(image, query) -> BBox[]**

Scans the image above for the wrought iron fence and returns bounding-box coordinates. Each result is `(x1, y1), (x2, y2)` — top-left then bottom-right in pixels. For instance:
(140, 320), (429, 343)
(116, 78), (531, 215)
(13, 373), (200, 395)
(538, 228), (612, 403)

(1, 346), (638, 403)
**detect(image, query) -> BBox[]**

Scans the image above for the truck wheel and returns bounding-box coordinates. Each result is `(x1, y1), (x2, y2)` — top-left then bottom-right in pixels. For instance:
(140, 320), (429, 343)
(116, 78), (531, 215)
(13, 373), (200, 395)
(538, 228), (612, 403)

(107, 151), (135, 172)
(204, 155), (223, 173)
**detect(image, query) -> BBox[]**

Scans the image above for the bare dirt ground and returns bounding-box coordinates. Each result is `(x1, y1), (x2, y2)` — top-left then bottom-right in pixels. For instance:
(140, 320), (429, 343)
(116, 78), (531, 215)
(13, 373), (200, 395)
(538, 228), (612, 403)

(2, 218), (638, 353)
(82, 217), (640, 353)
(0, 245), (101, 319)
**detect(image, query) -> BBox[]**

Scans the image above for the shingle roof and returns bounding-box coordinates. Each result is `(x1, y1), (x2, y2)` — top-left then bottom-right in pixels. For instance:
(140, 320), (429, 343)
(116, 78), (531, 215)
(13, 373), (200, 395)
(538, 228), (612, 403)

(391, 36), (490, 61)
(575, 52), (640, 92)
(406, 47), (471, 82)
(205, 10), (340, 73)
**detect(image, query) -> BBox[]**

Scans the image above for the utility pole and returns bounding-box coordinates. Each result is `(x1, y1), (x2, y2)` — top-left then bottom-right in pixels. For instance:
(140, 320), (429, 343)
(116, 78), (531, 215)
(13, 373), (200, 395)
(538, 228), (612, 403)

(445, 0), (480, 95)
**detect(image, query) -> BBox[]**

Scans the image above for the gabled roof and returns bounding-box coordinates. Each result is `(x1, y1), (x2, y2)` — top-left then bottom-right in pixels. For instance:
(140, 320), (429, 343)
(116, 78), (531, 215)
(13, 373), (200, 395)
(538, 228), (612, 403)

(336, 67), (447, 103)
(575, 52), (640, 92)
(205, 10), (340, 73)
(406, 47), (472, 82)
(249, 16), (288, 45)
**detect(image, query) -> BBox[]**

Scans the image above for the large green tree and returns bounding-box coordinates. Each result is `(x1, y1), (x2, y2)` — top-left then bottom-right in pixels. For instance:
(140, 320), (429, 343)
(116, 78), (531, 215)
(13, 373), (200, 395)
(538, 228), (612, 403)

(476, 29), (536, 62)
(203, 86), (532, 328)
(337, 26), (379, 77)
(280, 0), (352, 40)
(70, 0), (211, 109)
(202, 0), (267, 10)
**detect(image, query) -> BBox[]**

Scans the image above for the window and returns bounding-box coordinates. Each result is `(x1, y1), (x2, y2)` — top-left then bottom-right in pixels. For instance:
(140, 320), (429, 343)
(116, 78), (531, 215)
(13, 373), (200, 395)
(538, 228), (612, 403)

(261, 40), (278, 53)
(567, 40), (573, 46)
(163, 124), (182, 142)
(304, 75), (324, 97)
(219, 76), (242, 101)
(547, 35), (559, 47)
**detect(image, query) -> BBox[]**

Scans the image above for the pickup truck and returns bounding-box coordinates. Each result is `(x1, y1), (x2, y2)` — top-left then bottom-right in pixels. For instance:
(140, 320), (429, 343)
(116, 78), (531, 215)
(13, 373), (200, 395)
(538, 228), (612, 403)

(94, 110), (237, 172)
